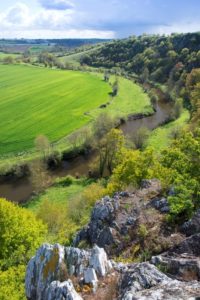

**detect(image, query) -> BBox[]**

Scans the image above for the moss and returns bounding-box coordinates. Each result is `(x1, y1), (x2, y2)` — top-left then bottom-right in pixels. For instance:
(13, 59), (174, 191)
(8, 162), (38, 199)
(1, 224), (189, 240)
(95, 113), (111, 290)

(43, 248), (59, 280)
(40, 255), (45, 262)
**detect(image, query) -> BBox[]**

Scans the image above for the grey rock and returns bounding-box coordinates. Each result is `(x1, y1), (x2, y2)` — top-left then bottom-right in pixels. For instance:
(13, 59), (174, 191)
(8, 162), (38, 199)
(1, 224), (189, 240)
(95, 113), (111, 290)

(126, 217), (136, 226)
(25, 244), (112, 300)
(150, 197), (170, 213)
(141, 179), (159, 189)
(73, 180), (162, 253)
(89, 245), (112, 277)
(26, 243), (65, 300)
(169, 233), (200, 257)
(65, 247), (89, 277)
(84, 267), (98, 284)
(119, 191), (131, 197)
(152, 253), (200, 281)
(181, 209), (200, 236)
(73, 195), (120, 250)
(45, 280), (83, 300)
(84, 268), (98, 291)
(152, 234), (200, 281)
(119, 262), (200, 300)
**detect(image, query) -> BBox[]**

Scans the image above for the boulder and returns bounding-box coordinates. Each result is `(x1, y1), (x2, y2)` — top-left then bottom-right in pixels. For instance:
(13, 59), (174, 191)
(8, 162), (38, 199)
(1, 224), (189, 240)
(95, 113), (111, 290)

(152, 253), (200, 281)
(84, 268), (98, 291)
(45, 280), (83, 300)
(25, 243), (65, 300)
(65, 247), (90, 276)
(73, 194), (120, 251)
(118, 262), (200, 300)
(89, 245), (112, 277)
(181, 209), (200, 236)
(151, 234), (200, 281)
(149, 197), (170, 213)
(25, 244), (112, 300)
(169, 233), (200, 256)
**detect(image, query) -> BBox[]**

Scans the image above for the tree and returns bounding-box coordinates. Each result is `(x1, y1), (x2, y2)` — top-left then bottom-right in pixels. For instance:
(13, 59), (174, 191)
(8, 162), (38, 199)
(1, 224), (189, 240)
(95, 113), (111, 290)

(98, 129), (125, 176)
(34, 134), (50, 159)
(67, 127), (92, 151)
(0, 265), (26, 300)
(107, 148), (155, 192)
(191, 82), (200, 127)
(0, 198), (47, 269)
(93, 112), (115, 140)
(112, 78), (119, 96)
(104, 70), (110, 82)
(173, 98), (183, 119)
(3, 56), (14, 64)
(141, 67), (149, 83)
(132, 126), (150, 149)
(30, 160), (52, 192)
(79, 54), (92, 65)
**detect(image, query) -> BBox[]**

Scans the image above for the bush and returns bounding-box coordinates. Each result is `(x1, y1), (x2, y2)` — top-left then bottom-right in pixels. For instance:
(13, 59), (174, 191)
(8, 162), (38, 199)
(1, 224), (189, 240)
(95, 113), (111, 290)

(0, 265), (26, 300)
(0, 198), (47, 269)
(55, 175), (75, 187)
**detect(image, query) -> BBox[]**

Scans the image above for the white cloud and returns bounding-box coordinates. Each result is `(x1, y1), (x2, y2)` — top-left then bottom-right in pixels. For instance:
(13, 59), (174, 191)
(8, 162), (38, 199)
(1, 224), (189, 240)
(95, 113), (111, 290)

(33, 9), (73, 30)
(0, 1), (114, 38)
(151, 22), (200, 35)
(0, 29), (115, 39)
(0, 3), (32, 29)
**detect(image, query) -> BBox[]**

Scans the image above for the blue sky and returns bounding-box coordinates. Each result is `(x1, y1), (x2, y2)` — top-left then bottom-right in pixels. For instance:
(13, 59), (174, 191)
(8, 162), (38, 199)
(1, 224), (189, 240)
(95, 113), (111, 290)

(0, 0), (200, 39)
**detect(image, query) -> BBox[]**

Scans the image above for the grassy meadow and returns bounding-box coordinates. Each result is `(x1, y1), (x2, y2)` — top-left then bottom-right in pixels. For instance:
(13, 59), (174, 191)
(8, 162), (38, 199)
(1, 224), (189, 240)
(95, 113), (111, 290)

(25, 179), (86, 213)
(147, 109), (190, 151)
(0, 52), (20, 60)
(0, 64), (151, 157)
(0, 64), (112, 155)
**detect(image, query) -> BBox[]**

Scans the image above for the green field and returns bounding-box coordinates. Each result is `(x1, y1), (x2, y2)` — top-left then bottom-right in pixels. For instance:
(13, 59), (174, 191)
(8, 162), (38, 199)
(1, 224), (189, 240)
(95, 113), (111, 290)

(0, 64), (151, 156)
(0, 52), (20, 59)
(147, 110), (190, 151)
(0, 64), (112, 155)
(25, 180), (85, 212)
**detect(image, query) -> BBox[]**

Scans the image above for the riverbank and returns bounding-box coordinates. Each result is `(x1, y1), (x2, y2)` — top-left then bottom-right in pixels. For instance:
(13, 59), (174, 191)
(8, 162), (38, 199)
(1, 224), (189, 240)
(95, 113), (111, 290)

(0, 95), (173, 203)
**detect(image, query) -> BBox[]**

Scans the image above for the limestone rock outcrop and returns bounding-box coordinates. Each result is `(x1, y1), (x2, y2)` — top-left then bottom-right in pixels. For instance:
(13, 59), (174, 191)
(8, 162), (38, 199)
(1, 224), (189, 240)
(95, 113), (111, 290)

(151, 233), (200, 281)
(118, 262), (200, 300)
(181, 209), (200, 236)
(73, 179), (162, 254)
(25, 244), (112, 300)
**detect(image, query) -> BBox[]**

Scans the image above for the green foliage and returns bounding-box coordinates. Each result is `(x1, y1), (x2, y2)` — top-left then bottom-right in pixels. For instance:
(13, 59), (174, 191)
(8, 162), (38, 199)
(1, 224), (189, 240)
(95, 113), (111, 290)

(0, 265), (26, 300)
(107, 148), (155, 192)
(132, 126), (150, 149)
(138, 224), (148, 239)
(85, 33), (200, 107)
(0, 198), (47, 269)
(54, 175), (75, 187)
(108, 129), (200, 223)
(26, 179), (106, 245)
(98, 128), (125, 176)
(87, 33), (200, 83)
(167, 181), (195, 223)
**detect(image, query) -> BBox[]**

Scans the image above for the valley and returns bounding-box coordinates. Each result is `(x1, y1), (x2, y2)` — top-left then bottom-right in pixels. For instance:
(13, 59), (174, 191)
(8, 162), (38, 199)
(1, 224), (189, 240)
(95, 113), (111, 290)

(0, 32), (199, 300)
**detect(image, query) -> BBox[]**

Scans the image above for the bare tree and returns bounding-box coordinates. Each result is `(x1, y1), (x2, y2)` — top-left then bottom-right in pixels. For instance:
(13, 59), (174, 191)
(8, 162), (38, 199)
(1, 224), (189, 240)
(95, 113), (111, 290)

(132, 127), (150, 149)
(30, 160), (52, 193)
(93, 112), (115, 140)
(35, 135), (50, 159)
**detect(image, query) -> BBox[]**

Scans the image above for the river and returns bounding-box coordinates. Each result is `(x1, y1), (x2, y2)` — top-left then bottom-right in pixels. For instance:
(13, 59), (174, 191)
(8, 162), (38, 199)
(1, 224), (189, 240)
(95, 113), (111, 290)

(0, 97), (172, 204)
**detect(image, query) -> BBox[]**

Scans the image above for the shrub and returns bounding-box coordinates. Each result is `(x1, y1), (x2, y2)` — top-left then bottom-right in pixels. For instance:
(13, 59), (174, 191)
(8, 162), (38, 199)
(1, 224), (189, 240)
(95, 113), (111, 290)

(0, 198), (47, 269)
(55, 175), (75, 187)
(0, 265), (26, 300)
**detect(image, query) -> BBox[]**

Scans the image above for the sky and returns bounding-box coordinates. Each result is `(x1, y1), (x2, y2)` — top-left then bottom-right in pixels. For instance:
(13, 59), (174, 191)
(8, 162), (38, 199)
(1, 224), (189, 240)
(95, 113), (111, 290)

(0, 0), (200, 39)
